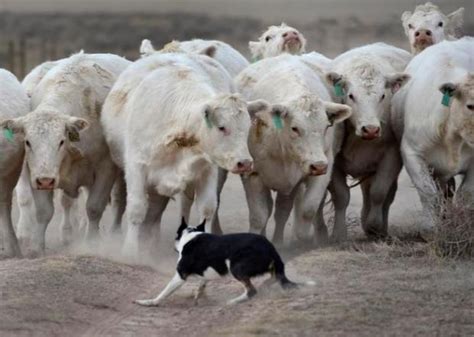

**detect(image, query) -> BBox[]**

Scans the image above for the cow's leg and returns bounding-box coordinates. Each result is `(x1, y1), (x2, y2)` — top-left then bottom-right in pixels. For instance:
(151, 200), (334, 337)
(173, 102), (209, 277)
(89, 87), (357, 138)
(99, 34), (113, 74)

(457, 163), (474, 204)
(16, 163), (37, 248)
(331, 166), (349, 242)
(59, 192), (76, 246)
(194, 167), (218, 231)
(123, 162), (148, 257)
(272, 191), (295, 245)
(180, 183), (194, 225)
(241, 174), (272, 235)
(360, 178), (372, 227)
(110, 172), (126, 234)
(382, 180), (398, 233)
(402, 141), (439, 229)
(135, 272), (185, 307)
(364, 149), (402, 238)
(28, 187), (54, 257)
(84, 160), (117, 242)
(1, 176), (21, 258)
(211, 168), (228, 235)
(313, 191), (329, 246)
(142, 190), (169, 245)
(293, 170), (332, 243)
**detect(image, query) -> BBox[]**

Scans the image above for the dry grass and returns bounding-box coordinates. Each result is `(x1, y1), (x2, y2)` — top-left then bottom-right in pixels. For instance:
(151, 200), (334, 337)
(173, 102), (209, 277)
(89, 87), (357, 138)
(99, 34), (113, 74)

(430, 197), (474, 259)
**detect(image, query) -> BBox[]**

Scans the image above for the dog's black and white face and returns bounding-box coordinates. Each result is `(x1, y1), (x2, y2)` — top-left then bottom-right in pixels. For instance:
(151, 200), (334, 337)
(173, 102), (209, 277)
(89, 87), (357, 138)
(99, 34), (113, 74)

(175, 217), (206, 253)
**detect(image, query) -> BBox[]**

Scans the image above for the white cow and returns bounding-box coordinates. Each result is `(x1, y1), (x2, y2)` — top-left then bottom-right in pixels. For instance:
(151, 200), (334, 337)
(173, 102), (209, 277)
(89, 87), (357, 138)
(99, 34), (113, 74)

(249, 23), (307, 60)
(101, 52), (254, 256)
(0, 70), (30, 258)
(235, 55), (352, 244)
(140, 38), (249, 78)
(15, 58), (86, 248)
(401, 2), (464, 55)
(0, 52), (131, 256)
(394, 37), (474, 230)
(323, 43), (411, 240)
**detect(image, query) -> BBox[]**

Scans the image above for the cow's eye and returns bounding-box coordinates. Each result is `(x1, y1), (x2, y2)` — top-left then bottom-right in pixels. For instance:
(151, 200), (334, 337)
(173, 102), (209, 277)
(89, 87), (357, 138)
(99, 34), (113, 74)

(59, 140), (65, 147)
(25, 140), (31, 148)
(408, 23), (414, 29)
(467, 104), (474, 111)
(218, 126), (226, 133)
(438, 22), (443, 27)
(291, 127), (300, 135)
(348, 94), (355, 101)
(380, 94), (385, 101)
(265, 36), (271, 42)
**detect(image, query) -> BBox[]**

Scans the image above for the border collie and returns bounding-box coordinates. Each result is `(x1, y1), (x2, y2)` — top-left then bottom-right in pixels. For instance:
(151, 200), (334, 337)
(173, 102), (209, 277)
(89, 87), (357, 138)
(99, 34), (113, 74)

(135, 218), (313, 306)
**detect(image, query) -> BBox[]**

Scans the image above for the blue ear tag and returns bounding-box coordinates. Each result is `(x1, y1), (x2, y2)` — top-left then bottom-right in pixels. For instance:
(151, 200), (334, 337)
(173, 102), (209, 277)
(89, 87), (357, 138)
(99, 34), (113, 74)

(441, 92), (452, 107)
(334, 82), (345, 97)
(205, 115), (213, 129)
(272, 114), (284, 130)
(3, 128), (14, 143)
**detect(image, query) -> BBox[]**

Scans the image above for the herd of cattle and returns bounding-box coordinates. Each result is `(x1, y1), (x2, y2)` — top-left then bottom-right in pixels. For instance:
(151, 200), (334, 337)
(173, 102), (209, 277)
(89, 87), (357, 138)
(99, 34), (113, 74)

(0, 2), (472, 259)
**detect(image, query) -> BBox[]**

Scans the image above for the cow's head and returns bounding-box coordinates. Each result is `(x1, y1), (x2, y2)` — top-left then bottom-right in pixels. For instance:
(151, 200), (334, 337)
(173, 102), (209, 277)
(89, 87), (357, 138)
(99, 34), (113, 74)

(0, 112), (89, 190)
(249, 23), (306, 60)
(401, 2), (464, 54)
(440, 74), (474, 147)
(326, 68), (410, 140)
(247, 96), (351, 176)
(198, 93), (253, 174)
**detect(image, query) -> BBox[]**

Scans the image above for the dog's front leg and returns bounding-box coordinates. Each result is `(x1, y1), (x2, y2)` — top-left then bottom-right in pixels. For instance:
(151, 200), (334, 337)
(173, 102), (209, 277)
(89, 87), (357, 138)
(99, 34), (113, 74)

(135, 273), (185, 306)
(194, 279), (208, 305)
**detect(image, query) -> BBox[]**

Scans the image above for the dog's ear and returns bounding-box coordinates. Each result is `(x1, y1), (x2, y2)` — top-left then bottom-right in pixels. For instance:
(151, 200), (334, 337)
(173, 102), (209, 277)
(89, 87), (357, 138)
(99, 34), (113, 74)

(196, 219), (206, 232)
(177, 217), (188, 239)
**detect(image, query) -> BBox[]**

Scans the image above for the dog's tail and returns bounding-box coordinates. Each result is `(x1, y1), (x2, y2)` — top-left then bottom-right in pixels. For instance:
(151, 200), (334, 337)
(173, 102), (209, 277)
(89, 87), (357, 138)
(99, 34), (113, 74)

(272, 252), (316, 289)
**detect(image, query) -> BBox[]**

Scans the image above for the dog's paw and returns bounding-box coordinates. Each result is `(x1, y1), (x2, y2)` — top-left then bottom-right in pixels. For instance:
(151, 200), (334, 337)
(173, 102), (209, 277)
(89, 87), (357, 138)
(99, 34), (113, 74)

(134, 299), (158, 307)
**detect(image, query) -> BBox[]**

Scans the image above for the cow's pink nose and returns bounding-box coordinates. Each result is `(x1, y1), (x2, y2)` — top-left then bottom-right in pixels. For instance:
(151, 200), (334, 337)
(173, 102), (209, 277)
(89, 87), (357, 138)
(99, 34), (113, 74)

(414, 29), (433, 44)
(361, 125), (381, 140)
(232, 160), (253, 174)
(36, 177), (55, 190)
(309, 162), (328, 176)
(283, 31), (299, 40)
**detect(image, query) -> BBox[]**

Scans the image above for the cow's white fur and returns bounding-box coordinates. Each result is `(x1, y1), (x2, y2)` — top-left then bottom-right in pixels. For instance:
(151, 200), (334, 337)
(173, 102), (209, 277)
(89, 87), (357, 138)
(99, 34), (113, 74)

(394, 37), (474, 229)
(323, 43), (411, 240)
(401, 2), (464, 55)
(0, 53), (131, 255)
(140, 38), (249, 78)
(101, 52), (253, 256)
(235, 54), (352, 244)
(0, 69), (30, 257)
(249, 23), (307, 60)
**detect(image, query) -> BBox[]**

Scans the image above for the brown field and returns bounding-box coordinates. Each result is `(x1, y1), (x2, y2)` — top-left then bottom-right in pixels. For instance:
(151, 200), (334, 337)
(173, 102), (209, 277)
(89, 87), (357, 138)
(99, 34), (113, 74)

(1, 1), (474, 336)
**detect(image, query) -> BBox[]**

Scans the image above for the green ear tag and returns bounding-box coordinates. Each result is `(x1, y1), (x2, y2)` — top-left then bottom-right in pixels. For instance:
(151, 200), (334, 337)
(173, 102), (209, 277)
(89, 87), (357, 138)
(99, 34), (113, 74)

(441, 92), (452, 107)
(205, 115), (213, 129)
(3, 128), (14, 143)
(334, 82), (344, 97)
(272, 114), (283, 130)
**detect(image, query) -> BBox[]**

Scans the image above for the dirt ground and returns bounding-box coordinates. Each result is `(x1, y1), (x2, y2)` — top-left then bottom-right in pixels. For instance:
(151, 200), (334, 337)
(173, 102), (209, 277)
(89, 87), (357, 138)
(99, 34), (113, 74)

(1, 171), (473, 337)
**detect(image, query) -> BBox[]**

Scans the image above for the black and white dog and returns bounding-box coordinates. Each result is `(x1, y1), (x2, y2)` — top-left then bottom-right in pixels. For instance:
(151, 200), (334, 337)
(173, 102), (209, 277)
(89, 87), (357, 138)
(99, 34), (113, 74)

(135, 218), (313, 306)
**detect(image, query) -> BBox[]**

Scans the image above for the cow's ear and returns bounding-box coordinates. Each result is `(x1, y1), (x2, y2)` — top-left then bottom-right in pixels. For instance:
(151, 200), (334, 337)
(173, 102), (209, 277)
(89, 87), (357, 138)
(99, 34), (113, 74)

(401, 11), (412, 27)
(439, 82), (460, 98)
(385, 73), (410, 94)
(325, 102), (352, 126)
(200, 45), (217, 58)
(447, 8), (464, 37)
(140, 39), (155, 57)
(196, 219), (206, 232)
(247, 99), (271, 121)
(325, 72), (347, 97)
(65, 117), (89, 142)
(0, 117), (25, 135)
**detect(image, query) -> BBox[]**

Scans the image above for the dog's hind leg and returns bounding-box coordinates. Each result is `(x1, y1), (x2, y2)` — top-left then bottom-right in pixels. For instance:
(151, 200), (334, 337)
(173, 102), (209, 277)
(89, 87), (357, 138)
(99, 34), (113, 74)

(135, 273), (185, 307)
(194, 279), (208, 305)
(227, 279), (257, 305)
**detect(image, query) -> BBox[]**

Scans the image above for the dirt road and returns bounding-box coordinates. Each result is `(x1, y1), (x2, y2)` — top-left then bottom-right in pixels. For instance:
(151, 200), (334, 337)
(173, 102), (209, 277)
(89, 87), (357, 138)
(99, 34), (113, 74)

(1, 171), (473, 337)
